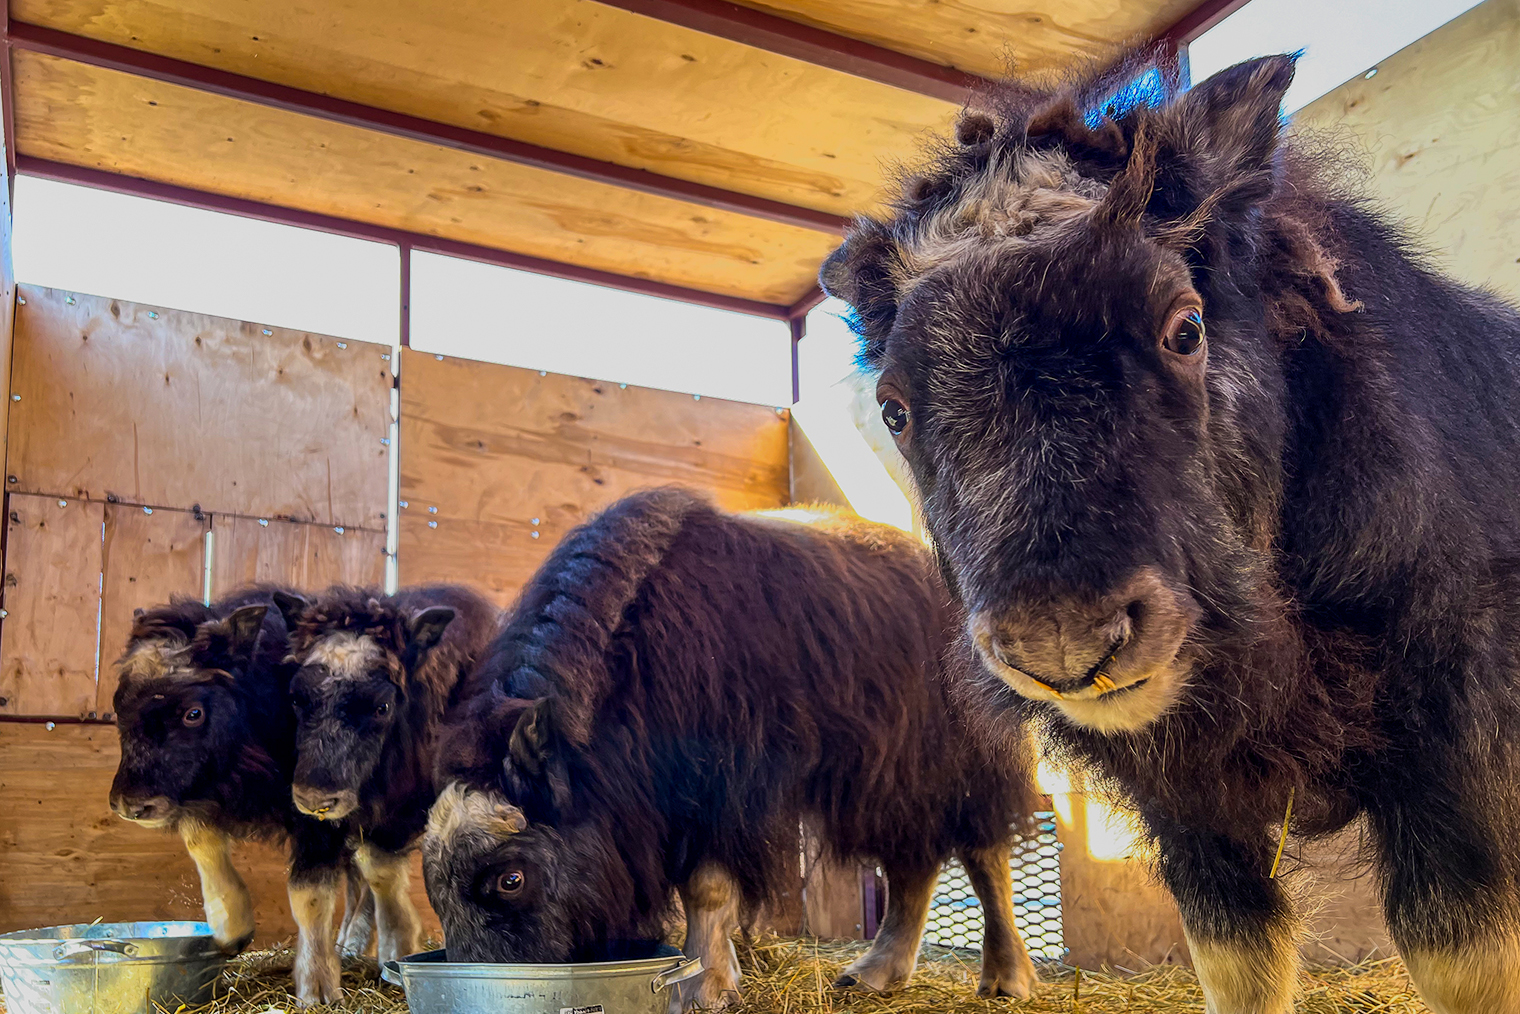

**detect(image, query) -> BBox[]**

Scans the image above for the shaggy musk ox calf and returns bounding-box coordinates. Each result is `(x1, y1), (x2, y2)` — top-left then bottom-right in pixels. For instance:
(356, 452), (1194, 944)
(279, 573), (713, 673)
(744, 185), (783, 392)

(272, 585), (498, 975)
(820, 53), (1520, 1014)
(108, 587), (369, 1003)
(424, 487), (1041, 1011)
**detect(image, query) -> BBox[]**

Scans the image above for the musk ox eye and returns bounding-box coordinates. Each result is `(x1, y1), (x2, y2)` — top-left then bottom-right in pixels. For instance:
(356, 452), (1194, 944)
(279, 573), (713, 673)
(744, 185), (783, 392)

(1162, 308), (1206, 356)
(495, 870), (525, 896)
(182, 705), (205, 728)
(375, 701), (391, 718)
(881, 399), (910, 436)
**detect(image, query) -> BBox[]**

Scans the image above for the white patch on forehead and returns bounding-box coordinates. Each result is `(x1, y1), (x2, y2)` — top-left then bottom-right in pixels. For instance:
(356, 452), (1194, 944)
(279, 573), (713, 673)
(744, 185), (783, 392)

(426, 782), (527, 848)
(303, 631), (381, 679)
(893, 148), (1107, 298)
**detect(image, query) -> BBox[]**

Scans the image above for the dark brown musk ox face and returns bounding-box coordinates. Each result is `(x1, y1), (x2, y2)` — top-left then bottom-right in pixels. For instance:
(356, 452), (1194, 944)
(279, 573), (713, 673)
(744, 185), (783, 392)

(819, 58), (1304, 735)
(423, 700), (663, 963)
(277, 591), (457, 822)
(110, 605), (273, 827)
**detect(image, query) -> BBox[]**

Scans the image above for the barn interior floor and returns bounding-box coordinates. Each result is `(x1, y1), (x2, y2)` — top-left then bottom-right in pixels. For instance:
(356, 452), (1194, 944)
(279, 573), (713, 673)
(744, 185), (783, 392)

(0, 933), (1431, 1014)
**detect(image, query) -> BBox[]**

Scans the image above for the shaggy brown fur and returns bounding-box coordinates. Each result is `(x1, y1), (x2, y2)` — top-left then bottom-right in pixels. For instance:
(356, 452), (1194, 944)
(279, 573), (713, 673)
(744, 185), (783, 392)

(425, 488), (1041, 1007)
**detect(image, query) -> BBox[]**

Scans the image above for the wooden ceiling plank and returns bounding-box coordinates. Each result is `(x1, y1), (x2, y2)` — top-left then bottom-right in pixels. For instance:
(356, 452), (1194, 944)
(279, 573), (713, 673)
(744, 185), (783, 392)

(8, 18), (846, 235)
(18, 155), (794, 319)
(589, 0), (992, 102)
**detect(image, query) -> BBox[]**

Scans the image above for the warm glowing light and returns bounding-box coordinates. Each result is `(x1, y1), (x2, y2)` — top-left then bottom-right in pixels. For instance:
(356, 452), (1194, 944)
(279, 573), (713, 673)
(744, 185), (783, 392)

(790, 379), (914, 532)
(1085, 798), (1141, 862)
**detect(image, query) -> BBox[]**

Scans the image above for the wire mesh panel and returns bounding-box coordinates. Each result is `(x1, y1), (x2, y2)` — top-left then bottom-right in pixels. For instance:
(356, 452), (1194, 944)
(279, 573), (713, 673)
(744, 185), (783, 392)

(921, 812), (1064, 961)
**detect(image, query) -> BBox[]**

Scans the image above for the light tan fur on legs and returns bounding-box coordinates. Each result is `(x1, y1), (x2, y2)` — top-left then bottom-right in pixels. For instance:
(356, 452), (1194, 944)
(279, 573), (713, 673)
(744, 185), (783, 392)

(1402, 928), (1520, 1014)
(835, 863), (939, 992)
(289, 879), (342, 1006)
(180, 821), (255, 954)
(355, 844), (424, 963)
(337, 869), (376, 958)
(961, 847), (1038, 998)
(673, 864), (742, 1014)
(1184, 918), (1298, 1014)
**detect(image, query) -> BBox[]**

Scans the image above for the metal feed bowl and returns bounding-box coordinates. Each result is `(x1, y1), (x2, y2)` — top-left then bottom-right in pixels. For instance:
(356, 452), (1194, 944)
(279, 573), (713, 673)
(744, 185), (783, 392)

(0, 921), (227, 1014)
(383, 946), (704, 1014)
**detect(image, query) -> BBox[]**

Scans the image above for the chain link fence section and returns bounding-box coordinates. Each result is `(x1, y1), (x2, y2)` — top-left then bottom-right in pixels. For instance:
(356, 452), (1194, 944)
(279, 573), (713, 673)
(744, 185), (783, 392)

(921, 812), (1064, 961)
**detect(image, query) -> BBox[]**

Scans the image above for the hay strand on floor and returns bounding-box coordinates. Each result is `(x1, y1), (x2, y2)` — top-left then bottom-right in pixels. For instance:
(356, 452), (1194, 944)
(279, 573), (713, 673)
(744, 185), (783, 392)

(0, 935), (1430, 1013)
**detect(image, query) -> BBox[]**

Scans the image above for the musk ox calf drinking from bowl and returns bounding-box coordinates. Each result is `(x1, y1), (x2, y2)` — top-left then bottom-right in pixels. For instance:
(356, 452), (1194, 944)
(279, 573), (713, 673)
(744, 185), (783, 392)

(272, 584), (498, 977)
(820, 53), (1520, 1014)
(424, 487), (1041, 1011)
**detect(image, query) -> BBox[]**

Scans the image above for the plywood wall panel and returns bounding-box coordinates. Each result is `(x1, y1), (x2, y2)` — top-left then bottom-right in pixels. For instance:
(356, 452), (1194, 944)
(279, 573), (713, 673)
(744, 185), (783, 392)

(0, 494), (103, 718)
(0, 722), (440, 945)
(1295, 0), (1520, 302)
(211, 516), (386, 598)
(96, 505), (209, 716)
(398, 515), (545, 609)
(14, 53), (837, 306)
(400, 351), (789, 528)
(7, 286), (391, 528)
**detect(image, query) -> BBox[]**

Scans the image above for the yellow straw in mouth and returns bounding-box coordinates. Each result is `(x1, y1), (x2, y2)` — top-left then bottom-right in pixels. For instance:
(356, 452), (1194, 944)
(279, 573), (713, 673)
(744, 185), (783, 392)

(1091, 674), (1118, 695)
(1269, 787), (1296, 879)
(1026, 677), (1064, 699)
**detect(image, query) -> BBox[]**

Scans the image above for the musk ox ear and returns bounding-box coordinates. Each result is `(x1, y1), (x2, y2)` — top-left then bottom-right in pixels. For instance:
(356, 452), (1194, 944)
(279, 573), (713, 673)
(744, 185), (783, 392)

(224, 605), (268, 659)
(270, 591), (310, 631)
(818, 222), (900, 364)
(1151, 54), (1296, 227)
(408, 606), (456, 653)
(508, 698), (555, 777)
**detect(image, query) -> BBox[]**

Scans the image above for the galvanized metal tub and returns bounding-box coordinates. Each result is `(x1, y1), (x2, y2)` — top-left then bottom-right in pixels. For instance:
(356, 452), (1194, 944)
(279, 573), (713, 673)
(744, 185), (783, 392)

(0, 921), (227, 1014)
(382, 946), (703, 1014)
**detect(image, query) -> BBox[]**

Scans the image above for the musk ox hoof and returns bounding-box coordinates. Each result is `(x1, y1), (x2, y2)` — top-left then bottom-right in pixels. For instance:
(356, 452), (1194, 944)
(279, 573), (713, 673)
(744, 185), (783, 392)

(976, 975), (1034, 999)
(217, 930), (255, 957)
(832, 970), (903, 993)
(293, 955), (344, 1007)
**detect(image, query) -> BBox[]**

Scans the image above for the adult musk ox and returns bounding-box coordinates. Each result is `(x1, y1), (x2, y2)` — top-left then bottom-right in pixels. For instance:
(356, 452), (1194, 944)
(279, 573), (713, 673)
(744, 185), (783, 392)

(424, 487), (1041, 1012)
(818, 53), (1520, 1014)
(108, 587), (371, 1004)
(273, 585), (498, 970)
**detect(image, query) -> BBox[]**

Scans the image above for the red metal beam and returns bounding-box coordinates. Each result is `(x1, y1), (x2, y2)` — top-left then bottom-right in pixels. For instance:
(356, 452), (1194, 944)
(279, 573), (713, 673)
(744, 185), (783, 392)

(1161, 0), (1256, 44)
(787, 284), (826, 321)
(7, 19), (847, 236)
(17, 155), (796, 320)
(591, 0), (992, 103)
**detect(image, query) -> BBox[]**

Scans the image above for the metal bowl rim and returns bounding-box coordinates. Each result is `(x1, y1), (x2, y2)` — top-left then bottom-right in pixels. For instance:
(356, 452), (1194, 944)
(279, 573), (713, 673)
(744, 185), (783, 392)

(394, 949), (691, 981)
(0, 922), (217, 946)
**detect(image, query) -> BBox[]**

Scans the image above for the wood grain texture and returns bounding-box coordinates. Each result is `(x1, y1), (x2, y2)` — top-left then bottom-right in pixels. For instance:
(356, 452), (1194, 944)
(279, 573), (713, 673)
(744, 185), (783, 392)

(13, 52), (839, 305)
(1294, 0), (1520, 302)
(0, 722), (441, 945)
(734, 0), (1198, 78)
(210, 516), (386, 599)
(0, 494), (103, 718)
(6, 285), (391, 527)
(400, 350), (789, 524)
(97, 504), (208, 716)
(11, 0), (960, 218)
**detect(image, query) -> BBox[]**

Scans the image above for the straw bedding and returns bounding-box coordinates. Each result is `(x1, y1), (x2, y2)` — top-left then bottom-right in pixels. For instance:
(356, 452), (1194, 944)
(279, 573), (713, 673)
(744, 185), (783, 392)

(2, 934), (1429, 1014)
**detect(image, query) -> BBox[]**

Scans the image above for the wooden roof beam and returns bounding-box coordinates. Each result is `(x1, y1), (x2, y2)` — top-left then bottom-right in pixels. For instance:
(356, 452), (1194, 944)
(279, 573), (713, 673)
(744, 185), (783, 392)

(590, 0), (994, 103)
(6, 19), (848, 236)
(17, 155), (798, 320)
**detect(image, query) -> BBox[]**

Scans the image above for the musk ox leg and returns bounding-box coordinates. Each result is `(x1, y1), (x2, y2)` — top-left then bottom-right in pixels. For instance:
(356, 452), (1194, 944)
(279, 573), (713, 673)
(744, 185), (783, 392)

(355, 844), (425, 963)
(1370, 787), (1520, 1014)
(337, 859), (377, 958)
(288, 826), (346, 1005)
(1152, 824), (1298, 1014)
(834, 862), (938, 993)
(181, 821), (255, 954)
(288, 873), (343, 1005)
(961, 846), (1038, 999)
(673, 863), (742, 1014)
